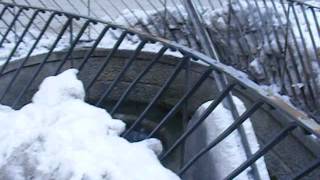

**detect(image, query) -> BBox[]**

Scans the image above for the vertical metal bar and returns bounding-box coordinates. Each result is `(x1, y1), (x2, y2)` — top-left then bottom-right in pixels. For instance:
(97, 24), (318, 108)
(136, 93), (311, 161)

(69, 18), (73, 67)
(91, 0), (116, 21)
(228, 4), (254, 65)
(132, 0), (162, 37)
(180, 55), (191, 166)
(196, 0), (206, 13)
(6, 7), (36, 39)
(65, 0), (82, 14)
(105, 0), (133, 26)
(251, 0), (282, 84)
(12, 3), (17, 43)
(47, 0), (72, 26)
(55, 20), (91, 74)
(207, 0), (216, 9)
(310, 8), (320, 38)
(0, 12), (56, 102)
(178, 101), (264, 175)
(0, 10), (39, 75)
(78, 26), (110, 71)
(12, 0), (41, 38)
(169, 0), (197, 48)
(0, 6), (11, 43)
(183, 1), (261, 179)
(300, 4), (319, 67)
(225, 123), (297, 179)
(85, 31), (127, 92)
(154, 0), (178, 41)
(292, 157), (320, 180)
(291, 4), (320, 110)
(12, 18), (72, 108)
(274, 0), (300, 100)
(160, 83), (236, 160)
(95, 40), (147, 106)
(110, 47), (168, 115)
(21, 0), (59, 35)
(72, 0), (112, 37)
(261, 0), (288, 91)
(146, 67), (214, 138)
(280, 0), (312, 110)
(122, 57), (187, 137)
(0, 7), (23, 47)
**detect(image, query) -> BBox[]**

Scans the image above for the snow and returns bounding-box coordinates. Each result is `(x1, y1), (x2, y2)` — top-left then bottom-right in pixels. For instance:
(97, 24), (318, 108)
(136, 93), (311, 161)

(0, 69), (180, 180)
(190, 96), (269, 180)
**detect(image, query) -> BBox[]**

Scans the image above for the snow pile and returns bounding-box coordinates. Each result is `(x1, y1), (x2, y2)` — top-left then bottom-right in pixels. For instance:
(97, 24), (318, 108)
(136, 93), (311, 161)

(0, 69), (180, 180)
(187, 96), (269, 180)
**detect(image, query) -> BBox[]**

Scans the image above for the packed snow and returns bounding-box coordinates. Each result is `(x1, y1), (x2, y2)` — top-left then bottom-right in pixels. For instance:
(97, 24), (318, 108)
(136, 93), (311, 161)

(0, 69), (180, 180)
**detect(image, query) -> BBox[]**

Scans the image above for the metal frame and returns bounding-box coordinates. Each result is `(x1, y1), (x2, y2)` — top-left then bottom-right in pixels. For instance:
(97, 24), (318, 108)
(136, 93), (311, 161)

(0, 2), (320, 179)
(7, 0), (318, 123)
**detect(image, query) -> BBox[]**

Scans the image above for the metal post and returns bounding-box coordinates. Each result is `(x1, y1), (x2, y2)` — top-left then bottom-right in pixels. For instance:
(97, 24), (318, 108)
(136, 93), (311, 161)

(183, 0), (261, 179)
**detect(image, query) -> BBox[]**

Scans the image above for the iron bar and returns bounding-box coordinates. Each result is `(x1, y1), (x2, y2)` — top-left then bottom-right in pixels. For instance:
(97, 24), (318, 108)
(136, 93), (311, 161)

(38, 0), (64, 26)
(122, 57), (187, 137)
(54, 20), (91, 75)
(184, 1), (261, 179)
(280, 0), (313, 110)
(225, 123), (298, 179)
(0, 7), (23, 47)
(85, 31), (127, 92)
(270, 0), (300, 100)
(20, 0), (59, 35)
(299, 4), (320, 67)
(178, 101), (264, 175)
(292, 157), (320, 180)
(91, 0), (115, 21)
(0, 6), (11, 43)
(12, 17), (72, 108)
(78, 25), (110, 71)
(146, 67), (214, 138)
(160, 83), (236, 160)
(110, 47), (168, 115)
(291, 4), (320, 110)
(310, 7), (320, 39)
(0, 9), (39, 75)
(132, 0), (162, 37)
(0, 12), (56, 102)
(95, 40), (147, 106)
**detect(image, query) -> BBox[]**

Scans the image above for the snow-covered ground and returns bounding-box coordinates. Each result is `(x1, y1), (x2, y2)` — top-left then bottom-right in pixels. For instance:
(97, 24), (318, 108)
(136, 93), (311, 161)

(0, 69), (180, 180)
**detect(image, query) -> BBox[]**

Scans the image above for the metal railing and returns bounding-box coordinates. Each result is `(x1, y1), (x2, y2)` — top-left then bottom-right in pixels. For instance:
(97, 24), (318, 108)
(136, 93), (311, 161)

(201, 0), (320, 122)
(0, 2), (319, 179)
(3, 0), (320, 123)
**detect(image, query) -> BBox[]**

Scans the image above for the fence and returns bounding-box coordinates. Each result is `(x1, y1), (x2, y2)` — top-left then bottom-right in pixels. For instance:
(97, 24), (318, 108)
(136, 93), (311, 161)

(2, 0), (319, 123)
(0, 1), (319, 179)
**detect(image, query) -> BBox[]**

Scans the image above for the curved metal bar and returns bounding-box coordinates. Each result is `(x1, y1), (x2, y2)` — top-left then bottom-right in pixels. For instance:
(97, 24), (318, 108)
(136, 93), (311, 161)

(0, 2), (320, 179)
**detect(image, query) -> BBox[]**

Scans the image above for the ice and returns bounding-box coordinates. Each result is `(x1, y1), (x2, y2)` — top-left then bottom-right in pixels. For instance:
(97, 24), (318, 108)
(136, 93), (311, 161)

(0, 69), (180, 180)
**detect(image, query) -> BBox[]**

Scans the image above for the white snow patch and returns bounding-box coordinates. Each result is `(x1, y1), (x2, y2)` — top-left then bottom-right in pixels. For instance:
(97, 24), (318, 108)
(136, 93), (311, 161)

(191, 96), (270, 180)
(0, 69), (180, 180)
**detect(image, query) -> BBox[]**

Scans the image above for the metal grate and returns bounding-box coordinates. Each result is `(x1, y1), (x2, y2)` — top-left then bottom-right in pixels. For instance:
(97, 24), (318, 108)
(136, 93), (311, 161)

(0, 2), (319, 179)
